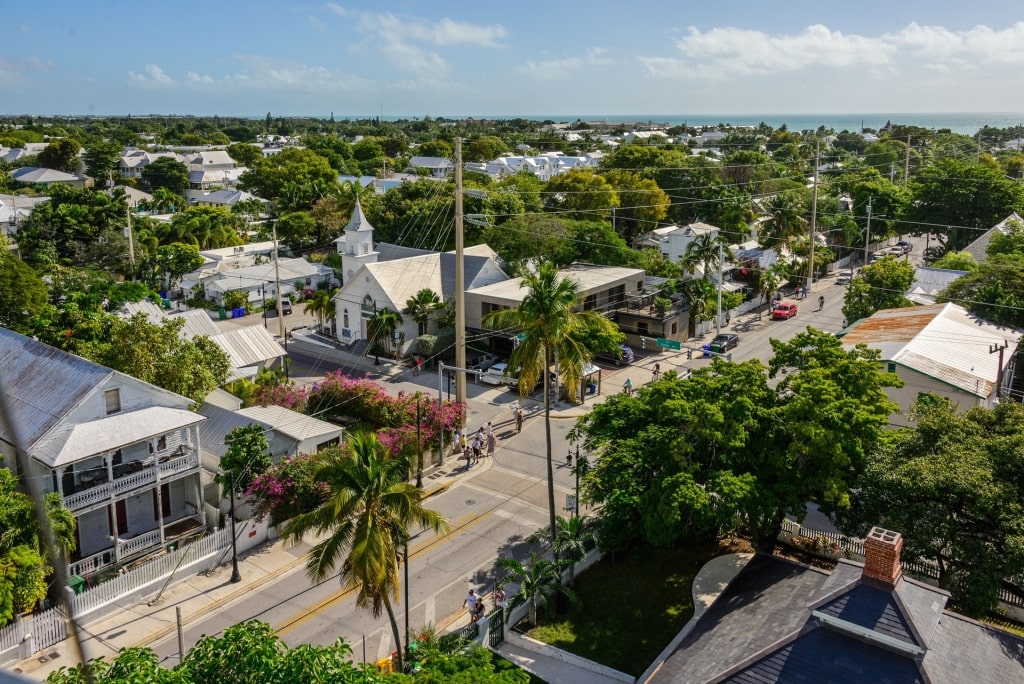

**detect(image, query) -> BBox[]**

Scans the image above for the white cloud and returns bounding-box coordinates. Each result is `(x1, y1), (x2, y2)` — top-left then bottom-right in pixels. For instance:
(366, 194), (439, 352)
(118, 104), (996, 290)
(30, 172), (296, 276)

(517, 48), (615, 80)
(0, 55), (52, 86)
(128, 64), (175, 87)
(639, 22), (1024, 80)
(127, 56), (372, 93)
(325, 4), (504, 79)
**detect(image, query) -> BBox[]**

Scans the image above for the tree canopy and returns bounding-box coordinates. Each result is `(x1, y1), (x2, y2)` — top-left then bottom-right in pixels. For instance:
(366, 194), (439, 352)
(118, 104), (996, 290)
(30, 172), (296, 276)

(575, 329), (899, 552)
(842, 255), (915, 323)
(837, 398), (1024, 614)
(141, 156), (189, 194)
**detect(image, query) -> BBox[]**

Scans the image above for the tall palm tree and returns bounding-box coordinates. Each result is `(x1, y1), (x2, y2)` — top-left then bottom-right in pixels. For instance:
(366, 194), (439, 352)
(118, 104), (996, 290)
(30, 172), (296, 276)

(403, 288), (441, 336)
(527, 515), (600, 587)
(281, 433), (447, 673)
(759, 193), (807, 249)
(483, 261), (619, 552)
(367, 307), (403, 361)
(759, 262), (789, 304)
(495, 552), (575, 626)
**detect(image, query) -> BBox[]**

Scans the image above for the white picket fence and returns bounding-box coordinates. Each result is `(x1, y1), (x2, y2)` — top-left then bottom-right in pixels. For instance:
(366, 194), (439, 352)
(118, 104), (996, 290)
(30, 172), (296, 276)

(0, 527), (232, 665)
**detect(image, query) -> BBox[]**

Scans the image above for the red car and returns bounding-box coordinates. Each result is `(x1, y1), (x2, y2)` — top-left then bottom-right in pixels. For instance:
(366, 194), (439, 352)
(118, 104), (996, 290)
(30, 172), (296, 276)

(771, 301), (799, 320)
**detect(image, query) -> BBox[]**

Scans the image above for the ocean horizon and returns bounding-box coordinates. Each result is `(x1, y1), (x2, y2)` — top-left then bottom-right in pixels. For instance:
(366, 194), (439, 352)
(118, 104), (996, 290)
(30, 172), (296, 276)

(339, 112), (1023, 137)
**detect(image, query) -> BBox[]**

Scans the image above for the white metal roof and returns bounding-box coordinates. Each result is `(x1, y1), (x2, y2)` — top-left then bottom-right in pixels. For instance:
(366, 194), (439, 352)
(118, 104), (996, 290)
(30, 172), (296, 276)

(41, 406), (205, 468)
(210, 326), (284, 368)
(842, 303), (1023, 398)
(236, 405), (343, 443)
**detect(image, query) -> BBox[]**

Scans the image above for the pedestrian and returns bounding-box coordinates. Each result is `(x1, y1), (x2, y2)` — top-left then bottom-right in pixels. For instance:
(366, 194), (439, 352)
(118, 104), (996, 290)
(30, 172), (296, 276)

(472, 437), (481, 464)
(515, 407), (523, 433)
(623, 377), (633, 396)
(486, 431), (496, 458)
(801, 284), (809, 299)
(463, 588), (479, 615)
(818, 295), (825, 311)
(494, 587), (506, 612)
(652, 363), (661, 382)
(463, 443), (473, 468)
(842, 318), (847, 328)
(485, 421), (493, 438)
(452, 429), (461, 456)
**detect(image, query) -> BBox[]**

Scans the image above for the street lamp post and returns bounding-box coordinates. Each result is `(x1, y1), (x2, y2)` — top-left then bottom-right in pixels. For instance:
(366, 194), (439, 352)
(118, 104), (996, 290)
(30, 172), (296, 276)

(568, 444), (589, 516)
(261, 287), (268, 329)
(228, 472), (241, 583)
(403, 544), (410, 659)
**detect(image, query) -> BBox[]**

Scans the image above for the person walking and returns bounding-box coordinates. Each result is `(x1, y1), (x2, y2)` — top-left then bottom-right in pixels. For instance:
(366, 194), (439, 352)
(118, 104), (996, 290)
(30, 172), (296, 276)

(652, 362), (661, 382)
(463, 442), (473, 469)
(486, 430), (496, 458)
(515, 406), (523, 433)
(494, 587), (506, 612)
(472, 436), (482, 464)
(452, 429), (461, 457)
(463, 588), (479, 617)
(485, 421), (493, 438)
(623, 377), (633, 396)
(818, 295), (825, 311)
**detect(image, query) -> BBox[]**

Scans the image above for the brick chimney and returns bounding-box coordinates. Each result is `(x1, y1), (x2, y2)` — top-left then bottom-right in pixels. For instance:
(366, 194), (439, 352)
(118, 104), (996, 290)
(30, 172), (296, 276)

(863, 527), (903, 590)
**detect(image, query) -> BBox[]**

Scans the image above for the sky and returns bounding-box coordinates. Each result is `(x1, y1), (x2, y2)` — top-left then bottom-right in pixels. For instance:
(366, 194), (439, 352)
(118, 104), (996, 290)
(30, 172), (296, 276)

(4, 1), (1024, 117)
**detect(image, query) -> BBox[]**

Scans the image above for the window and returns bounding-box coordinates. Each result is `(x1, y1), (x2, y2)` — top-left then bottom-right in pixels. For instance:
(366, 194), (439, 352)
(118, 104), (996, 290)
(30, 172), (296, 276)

(671, 322), (678, 335)
(887, 362), (896, 373)
(104, 388), (122, 415)
(343, 309), (350, 327)
(157, 436), (167, 451)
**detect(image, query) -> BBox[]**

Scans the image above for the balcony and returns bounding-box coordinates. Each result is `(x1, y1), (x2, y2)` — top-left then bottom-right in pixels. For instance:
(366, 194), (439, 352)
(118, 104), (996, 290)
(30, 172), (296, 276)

(62, 451), (199, 513)
(67, 512), (205, 578)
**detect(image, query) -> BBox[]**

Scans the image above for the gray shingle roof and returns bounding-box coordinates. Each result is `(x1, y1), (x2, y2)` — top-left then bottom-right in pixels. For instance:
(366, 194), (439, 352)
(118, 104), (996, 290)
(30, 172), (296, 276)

(649, 553), (1024, 684)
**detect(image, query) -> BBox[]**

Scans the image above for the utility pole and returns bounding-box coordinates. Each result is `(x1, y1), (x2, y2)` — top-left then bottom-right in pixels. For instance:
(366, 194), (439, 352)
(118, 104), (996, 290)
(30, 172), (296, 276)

(125, 202), (136, 272)
(990, 341), (1009, 399)
(454, 138), (467, 404)
(272, 221), (285, 339)
(807, 141), (820, 293)
(903, 136), (911, 187)
(864, 197), (873, 268)
(715, 241), (723, 335)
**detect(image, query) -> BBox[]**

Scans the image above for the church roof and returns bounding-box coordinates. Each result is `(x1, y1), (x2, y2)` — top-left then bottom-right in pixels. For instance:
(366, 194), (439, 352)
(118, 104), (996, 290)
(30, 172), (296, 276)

(344, 199), (373, 233)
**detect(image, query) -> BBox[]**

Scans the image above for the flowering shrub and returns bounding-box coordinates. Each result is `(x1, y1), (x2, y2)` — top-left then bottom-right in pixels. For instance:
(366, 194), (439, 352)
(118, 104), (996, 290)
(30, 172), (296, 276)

(246, 452), (327, 524)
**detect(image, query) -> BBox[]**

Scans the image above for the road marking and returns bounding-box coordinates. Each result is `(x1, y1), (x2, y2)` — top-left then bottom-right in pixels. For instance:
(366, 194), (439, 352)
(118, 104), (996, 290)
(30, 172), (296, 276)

(275, 510), (493, 637)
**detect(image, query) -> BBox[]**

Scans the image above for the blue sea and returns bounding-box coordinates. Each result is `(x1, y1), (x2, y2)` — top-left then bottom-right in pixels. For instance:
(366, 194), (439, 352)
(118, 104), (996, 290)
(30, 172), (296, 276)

(374, 113), (1024, 137)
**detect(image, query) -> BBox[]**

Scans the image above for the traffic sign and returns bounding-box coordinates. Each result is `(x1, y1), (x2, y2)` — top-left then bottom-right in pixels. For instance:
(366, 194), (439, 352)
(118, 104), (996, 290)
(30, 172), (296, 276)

(656, 338), (681, 350)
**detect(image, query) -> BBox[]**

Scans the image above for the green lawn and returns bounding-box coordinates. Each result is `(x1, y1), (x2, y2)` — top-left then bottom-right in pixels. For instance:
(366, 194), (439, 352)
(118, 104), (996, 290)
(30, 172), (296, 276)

(524, 539), (746, 678)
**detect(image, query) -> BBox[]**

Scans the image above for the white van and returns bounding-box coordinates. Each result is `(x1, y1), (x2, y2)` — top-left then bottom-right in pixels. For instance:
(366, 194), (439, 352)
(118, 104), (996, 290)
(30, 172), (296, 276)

(481, 363), (510, 385)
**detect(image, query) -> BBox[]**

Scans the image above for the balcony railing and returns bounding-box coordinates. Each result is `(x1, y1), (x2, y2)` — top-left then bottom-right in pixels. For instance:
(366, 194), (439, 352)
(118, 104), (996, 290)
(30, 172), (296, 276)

(62, 452), (200, 512)
(117, 529), (162, 557)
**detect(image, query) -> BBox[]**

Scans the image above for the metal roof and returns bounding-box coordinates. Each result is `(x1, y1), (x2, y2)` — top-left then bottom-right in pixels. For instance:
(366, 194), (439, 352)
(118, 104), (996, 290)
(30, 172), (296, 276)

(236, 405), (343, 443)
(209, 326), (284, 369)
(0, 328), (112, 451)
(39, 406), (204, 468)
(172, 309), (221, 340)
(842, 303), (1023, 398)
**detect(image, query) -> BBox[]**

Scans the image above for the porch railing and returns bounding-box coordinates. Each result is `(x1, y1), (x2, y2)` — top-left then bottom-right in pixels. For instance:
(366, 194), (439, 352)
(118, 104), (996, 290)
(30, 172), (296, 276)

(62, 452), (199, 512)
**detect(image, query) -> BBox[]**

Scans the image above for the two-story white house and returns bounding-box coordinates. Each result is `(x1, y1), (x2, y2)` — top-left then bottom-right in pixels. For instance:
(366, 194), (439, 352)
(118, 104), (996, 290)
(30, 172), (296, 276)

(0, 329), (208, 578)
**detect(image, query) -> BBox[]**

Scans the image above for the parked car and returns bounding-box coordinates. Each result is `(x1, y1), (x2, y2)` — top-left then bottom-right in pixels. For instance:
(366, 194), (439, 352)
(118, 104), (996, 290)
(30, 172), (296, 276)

(895, 240), (913, 254)
(480, 362), (509, 385)
(470, 352), (501, 373)
(709, 333), (739, 353)
(594, 344), (635, 366)
(281, 298), (293, 315)
(771, 301), (799, 320)
(836, 273), (852, 285)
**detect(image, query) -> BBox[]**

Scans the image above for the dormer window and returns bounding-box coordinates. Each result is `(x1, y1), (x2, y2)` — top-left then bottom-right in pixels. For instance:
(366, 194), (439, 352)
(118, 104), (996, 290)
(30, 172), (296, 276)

(104, 388), (122, 415)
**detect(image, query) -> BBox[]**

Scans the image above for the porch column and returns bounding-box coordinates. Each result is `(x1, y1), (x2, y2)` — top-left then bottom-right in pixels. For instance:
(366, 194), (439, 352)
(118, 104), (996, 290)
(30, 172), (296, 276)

(55, 466), (66, 497)
(110, 503), (121, 565)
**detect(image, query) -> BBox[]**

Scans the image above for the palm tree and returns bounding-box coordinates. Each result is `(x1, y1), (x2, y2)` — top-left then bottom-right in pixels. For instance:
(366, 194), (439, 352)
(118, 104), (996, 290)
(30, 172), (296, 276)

(304, 286), (337, 333)
(367, 307), (403, 362)
(403, 288), (441, 336)
(682, 232), (732, 280)
(281, 433), (447, 673)
(152, 187), (180, 213)
(483, 261), (619, 552)
(759, 193), (807, 249)
(527, 515), (599, 587)
(495, 552), (575, 626)
(759, 262), (789, 304)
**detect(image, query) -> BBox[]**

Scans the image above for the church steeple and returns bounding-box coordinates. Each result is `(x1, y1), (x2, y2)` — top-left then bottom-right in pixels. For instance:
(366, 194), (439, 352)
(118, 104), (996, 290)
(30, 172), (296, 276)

(339, 198), (378, 281)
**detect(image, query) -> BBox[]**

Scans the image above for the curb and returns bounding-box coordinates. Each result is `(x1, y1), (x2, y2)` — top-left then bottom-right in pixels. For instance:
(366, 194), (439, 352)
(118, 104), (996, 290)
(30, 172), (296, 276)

(135, 547), (310, 648)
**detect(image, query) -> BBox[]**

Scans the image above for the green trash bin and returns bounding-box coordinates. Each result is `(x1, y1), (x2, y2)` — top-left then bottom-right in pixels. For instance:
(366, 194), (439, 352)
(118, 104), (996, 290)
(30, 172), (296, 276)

(68, 575), (86, 595)
(218, 308), (227, 320)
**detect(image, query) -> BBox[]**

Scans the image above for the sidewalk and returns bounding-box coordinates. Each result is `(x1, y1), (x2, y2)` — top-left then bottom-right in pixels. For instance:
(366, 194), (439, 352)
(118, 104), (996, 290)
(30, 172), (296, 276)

(8, 458), (489, 682)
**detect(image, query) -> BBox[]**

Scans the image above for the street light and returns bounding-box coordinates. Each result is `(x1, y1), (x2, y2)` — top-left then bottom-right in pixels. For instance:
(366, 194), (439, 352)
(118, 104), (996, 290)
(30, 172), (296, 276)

(228, 472), (241, 583)
(415, 396), (423, 489)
